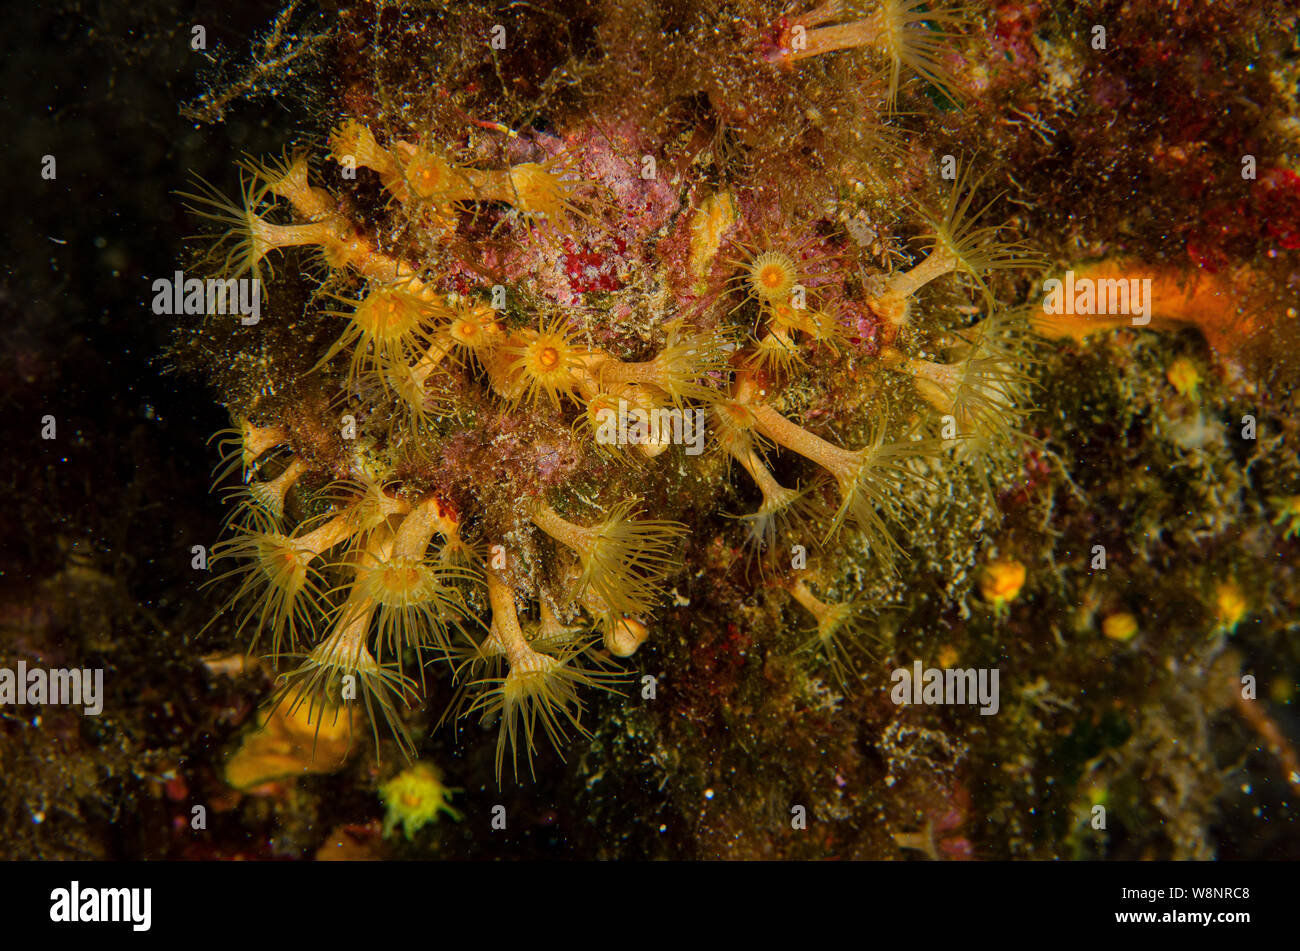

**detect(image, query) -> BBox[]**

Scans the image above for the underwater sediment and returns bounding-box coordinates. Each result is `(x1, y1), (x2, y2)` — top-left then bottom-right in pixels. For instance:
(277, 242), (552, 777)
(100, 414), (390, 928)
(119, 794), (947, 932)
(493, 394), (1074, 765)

(4, 0), (1299, 860)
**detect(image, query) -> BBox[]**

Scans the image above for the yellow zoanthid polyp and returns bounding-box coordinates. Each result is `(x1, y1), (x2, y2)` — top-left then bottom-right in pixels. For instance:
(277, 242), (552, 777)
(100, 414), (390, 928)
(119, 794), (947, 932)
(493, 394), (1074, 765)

(351, 497), (481, 685)
(747, 402), (940, 568)
(785, 578), (879, 689)
(235, 457), (309, 522)
(465, 570), (624, 782)
(883, 309), (1043, 499)
(1102, 612), (1139, 643)
(178, 168), (282, 286)
(313, 284), (448, 390)
(379, 762), (463, 839)
(587, 327), (732, 407)
(207, 419), (287, 490)
(205, 509), (346, 658)
(979, 558), (1026, 617)
(745, 325), (808, 377)
(603, 615), (650, 658)
(527, 600), (592, 653)
(714, 408), (816, 553)
(866, 166), (1044, 326)
(438, 300), (503, 368)
(329, 119), (402, 189)
(500, 316), (589, 410)
(779, 0), (971, 109)
(719, 222), (840, 333)
(530, 499), (688, 626)
(769, 300), (846, 352)
(270, 597), (421, 760)
(747, 250), (800, 304)
(205, 474), (410, 656)
(328, 121), (469, 237)
(494, 159), (602, 233)
(393, 141), (473, 205)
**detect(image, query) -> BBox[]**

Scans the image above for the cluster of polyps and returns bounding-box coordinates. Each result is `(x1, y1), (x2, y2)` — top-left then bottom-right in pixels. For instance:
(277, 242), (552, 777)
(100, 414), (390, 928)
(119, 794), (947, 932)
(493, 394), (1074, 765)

(209, 414), (689, 778)
(193, 65), (1043, 778)
(193, 126), (736, 779)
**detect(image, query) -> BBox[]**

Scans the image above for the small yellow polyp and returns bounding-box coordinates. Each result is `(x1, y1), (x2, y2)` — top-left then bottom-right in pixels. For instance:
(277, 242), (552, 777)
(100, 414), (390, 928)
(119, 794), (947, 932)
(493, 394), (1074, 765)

(1166, 357), (1201, 398)
(979, 559), (1026, 616)
(1102, 612), (1138, 642)
(379, 762), (462, 839)
(1213, 583), (1247, 633)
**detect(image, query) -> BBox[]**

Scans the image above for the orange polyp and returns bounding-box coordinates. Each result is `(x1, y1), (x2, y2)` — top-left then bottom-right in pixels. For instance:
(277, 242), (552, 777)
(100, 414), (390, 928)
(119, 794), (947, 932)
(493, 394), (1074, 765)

(502, 321), (585, 409)
(440, 302), (503, 367)
(452, 318), (480, 342)
(747, 251), (798, 302)
(357, 290), (422, 339)
(400, 148), (473, 203)
(407, 155), (450, 196)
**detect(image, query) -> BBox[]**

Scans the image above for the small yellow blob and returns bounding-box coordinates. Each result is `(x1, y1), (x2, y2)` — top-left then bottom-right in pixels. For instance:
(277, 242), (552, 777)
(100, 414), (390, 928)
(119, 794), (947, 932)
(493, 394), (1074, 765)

(1102, 612), (1138, 642)
(980, 559), (1026, 616)
(379, 762), (462, 840)
(1166, 357), (1201, 398)
(1269, 677), (1293, 705)
(604, 616), (650, 657)
(1213, 582), (1247, 633)
(937, 644), (959, 668)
